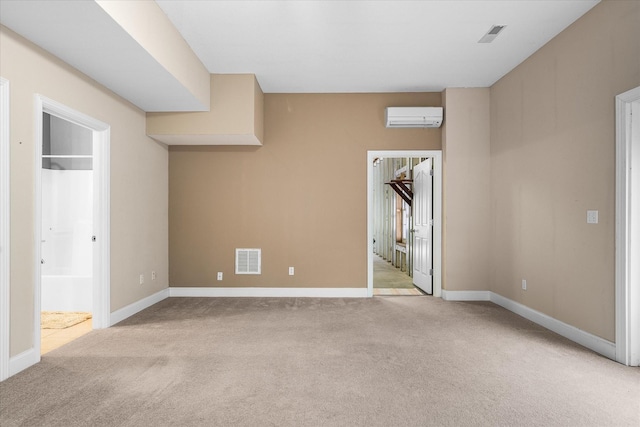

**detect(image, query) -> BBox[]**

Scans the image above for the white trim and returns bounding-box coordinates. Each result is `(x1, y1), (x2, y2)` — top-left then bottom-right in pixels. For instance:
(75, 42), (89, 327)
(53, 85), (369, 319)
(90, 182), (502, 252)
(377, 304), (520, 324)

(110, 289), (169, 326)
(92, 124), (111, 329)
(33, 97), (43, 361)
(8, 348), (38, 378)
(490, 292), (616, 360)
(32, 96), (111, 374)
(615, 85), (640, 366)
(439, 290), (616, 360)
(441, 290), (490, 301)
(367, 150), (443, 298)
(169, 287), (368, 298)
(0, 77), (10, 381)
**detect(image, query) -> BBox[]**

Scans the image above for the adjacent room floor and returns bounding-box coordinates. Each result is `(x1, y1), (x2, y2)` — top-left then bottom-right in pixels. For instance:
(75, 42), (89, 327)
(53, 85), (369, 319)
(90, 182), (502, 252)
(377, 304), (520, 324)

(373, 254), (423, 296)
(41, 312), (92, 355)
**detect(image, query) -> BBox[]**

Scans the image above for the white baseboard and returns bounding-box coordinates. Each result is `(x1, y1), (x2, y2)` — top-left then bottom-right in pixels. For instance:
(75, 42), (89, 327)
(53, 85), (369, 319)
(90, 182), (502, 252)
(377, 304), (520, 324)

(489, 292), (616, 360)
(441, 290), (491, 301)
(442, 289), (616, 360)
(110, 288), (169, 326)
(9, 348), (39, 377)
(440, 290), (616, 359)
(169, 287), (368, 298)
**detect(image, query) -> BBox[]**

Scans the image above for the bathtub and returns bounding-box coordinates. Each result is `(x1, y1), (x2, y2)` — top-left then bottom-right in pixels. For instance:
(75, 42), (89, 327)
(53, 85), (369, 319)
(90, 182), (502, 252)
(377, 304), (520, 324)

(41, 274), (92, 312)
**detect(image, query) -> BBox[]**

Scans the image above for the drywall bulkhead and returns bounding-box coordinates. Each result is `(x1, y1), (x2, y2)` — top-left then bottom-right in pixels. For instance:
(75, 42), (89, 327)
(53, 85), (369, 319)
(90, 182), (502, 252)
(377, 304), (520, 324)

(146, 74), (264, 146)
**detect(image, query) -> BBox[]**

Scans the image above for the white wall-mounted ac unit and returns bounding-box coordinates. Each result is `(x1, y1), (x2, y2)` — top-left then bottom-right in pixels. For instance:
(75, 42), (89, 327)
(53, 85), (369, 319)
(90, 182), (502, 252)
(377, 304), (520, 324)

(385, 107), (443, 128)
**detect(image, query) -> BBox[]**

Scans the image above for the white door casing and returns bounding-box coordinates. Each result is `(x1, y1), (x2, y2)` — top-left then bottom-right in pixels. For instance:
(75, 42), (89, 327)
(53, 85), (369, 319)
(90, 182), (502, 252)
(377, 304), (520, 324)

(0, 77), (10, 382)
(615, 86), (640, 367)
(412, 159), (433, 294)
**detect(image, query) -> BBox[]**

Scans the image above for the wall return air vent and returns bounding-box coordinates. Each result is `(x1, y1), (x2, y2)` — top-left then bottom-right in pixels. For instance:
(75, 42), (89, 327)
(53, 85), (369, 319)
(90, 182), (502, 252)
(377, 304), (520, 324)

(235, 248), (261, 274)
(385, 107), (443, 128)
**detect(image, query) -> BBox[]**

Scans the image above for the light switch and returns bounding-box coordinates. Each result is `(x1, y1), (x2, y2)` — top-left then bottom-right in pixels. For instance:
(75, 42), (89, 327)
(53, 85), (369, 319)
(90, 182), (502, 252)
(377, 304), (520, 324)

(586, 210), (598, 224)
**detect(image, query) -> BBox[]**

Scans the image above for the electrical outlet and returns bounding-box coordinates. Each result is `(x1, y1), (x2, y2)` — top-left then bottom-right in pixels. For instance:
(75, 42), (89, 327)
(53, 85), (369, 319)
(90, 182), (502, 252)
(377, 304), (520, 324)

(139, 274), (144, 285)
(288, 267), (295, 276)
(217, 272), (223, 281)
(587, 210), (599, 224)
(151, 271), (156, 281)
(522, 279), (527, 290)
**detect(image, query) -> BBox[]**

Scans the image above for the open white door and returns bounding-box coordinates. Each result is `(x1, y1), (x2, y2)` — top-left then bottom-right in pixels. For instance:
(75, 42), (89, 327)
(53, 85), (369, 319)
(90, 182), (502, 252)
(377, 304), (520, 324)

(412, 159), (433, 294)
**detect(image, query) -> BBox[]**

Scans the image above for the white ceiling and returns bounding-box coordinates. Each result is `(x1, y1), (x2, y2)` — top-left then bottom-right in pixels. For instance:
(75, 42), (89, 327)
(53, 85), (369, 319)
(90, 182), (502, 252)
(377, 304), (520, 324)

(156, 0), (600, 93)
(0, 0), (600, 110)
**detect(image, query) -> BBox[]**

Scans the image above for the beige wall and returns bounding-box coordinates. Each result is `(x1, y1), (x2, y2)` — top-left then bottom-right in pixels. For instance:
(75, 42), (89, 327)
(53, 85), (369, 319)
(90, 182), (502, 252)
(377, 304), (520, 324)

(169, 93), (441, 288)
(0, 26), (169, 356)
(442, 88), (491, 291)
(490, 0), (640, 341)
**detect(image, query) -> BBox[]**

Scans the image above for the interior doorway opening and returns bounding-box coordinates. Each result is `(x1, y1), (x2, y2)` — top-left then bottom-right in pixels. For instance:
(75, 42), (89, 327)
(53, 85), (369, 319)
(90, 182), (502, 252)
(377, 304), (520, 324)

(367, 150), (442, 298)
(34, 95), (110, 362)
(372, 157), (427, 296)
(40, 112), (94, 354)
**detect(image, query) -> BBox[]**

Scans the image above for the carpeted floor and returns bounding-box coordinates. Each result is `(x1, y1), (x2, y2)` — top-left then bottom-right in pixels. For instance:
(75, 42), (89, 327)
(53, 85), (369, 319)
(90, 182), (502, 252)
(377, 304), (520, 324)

(1, 297), (639, 426)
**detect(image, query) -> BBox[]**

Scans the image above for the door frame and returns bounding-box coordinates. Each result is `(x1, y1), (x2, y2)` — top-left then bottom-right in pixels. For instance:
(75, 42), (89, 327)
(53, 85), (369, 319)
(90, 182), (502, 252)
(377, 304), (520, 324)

(33, 95), (110, 358)
(0, 77), (10, 381)
(615, 86), (640, 366)
(367, 150), (442, 298)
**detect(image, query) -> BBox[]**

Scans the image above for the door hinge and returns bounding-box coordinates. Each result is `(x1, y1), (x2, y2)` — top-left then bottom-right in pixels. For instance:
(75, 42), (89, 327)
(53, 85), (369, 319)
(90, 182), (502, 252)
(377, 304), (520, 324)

(430, 169), (434, 176)
(429, 269), (433, 276)
(429, 219), (434, 226)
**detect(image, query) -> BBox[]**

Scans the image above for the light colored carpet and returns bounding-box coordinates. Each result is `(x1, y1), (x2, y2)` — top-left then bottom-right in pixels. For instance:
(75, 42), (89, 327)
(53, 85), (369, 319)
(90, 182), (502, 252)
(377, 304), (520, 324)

(41, 311), (92, 329)
(2, 297), (639, 426)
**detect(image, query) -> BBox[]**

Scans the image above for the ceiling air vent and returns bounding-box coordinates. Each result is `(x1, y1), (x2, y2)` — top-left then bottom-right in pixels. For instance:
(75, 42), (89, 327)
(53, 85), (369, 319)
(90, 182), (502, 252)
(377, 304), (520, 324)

(235, 248), (261, 274)
(478, 25), (507, 43)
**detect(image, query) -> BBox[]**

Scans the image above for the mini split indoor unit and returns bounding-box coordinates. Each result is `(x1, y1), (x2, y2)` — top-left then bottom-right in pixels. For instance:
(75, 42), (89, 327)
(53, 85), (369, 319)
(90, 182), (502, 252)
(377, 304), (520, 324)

(385, 107), (443, 128)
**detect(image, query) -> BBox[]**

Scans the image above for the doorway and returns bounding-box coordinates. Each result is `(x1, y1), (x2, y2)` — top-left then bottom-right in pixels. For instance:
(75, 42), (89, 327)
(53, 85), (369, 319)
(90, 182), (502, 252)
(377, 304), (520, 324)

(34, 96), (110, 360)
(367, 150), (442, 298)
(372, 156), (428, 296)
(40, 112), (94, 353)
